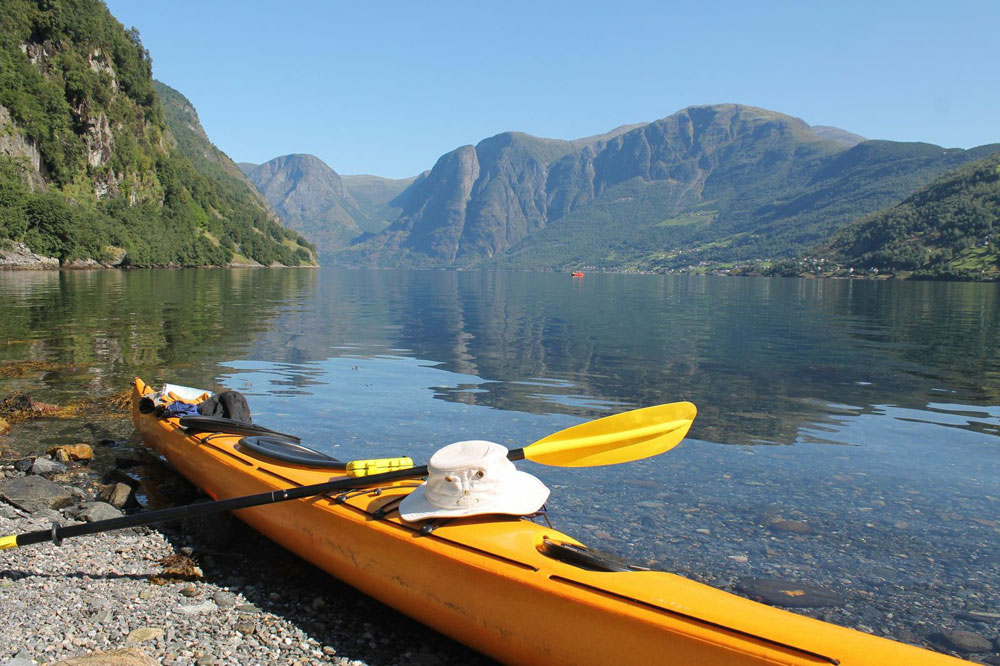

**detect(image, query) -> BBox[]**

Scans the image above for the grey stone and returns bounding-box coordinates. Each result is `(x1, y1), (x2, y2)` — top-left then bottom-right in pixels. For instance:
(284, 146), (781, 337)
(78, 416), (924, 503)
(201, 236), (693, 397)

(0, 241), (58, 268)
(13, 458), (33, 473)
(212, 591), (237, 608)
(69, 501), (123, 522)
(768, 519), (812, 534)
(0, 475), (74, 513)
(34, 508), (63, 522)
(30, 457), (67, 475)
(177, 600), (216, 615)
(956, 610), (1000, 624)
(0, 503), (22, 519)
(928, 629), (993, 653)
(737, 578), (845, 608)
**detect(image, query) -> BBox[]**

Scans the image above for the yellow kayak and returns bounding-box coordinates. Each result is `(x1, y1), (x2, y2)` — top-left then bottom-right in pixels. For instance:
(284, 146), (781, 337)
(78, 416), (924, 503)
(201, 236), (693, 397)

(131, 378), (971, 665)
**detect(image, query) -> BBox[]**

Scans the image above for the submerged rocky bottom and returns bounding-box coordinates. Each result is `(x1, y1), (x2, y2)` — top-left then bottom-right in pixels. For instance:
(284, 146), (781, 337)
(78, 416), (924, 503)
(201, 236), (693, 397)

(548, 447), (1000, 665)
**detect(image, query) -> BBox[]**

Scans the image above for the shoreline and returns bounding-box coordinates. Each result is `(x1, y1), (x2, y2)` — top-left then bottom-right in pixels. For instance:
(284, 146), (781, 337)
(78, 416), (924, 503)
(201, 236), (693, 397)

(0, 242), (318, 271)
(0, 448), (493, 666)
(1, 241), (995, 282)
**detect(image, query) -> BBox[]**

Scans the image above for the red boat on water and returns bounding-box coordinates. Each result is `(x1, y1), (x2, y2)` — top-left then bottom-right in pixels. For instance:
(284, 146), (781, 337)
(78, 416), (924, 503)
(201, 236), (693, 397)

(571, 271), (584, 277)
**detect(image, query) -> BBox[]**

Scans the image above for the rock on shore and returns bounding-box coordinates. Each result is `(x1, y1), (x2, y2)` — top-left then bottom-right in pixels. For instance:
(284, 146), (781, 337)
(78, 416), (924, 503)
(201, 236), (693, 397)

(0, 242), (59, 269)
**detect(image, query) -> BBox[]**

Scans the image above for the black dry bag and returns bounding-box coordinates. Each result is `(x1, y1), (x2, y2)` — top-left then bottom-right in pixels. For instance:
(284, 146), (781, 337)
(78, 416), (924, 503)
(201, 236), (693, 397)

(196, 390), (252, 424)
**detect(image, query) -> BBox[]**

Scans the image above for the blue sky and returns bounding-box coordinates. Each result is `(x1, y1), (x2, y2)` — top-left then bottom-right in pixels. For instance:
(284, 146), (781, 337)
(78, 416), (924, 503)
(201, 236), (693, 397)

(104, 1), (1000, 179)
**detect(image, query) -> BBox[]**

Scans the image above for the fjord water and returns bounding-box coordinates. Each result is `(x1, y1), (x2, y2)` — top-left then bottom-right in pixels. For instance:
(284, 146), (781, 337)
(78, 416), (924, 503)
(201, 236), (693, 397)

(3, 268), (999, 649)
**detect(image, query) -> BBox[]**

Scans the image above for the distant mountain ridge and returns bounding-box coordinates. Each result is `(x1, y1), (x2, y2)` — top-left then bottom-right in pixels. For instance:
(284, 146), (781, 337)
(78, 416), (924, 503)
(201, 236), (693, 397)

(241, 122), (647, 262)
(333, 104), (995, 270)
(241, 155), (414, 257)
(334, 119), (689, 267)
(811, 125), (866, 146)
(236, 104), (996, 277)
(340, 173), (418, 229)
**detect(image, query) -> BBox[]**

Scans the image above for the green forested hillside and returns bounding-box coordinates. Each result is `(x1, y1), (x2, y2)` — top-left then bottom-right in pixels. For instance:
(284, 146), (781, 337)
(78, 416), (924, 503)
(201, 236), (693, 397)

(821, 151), (1000, 280)
(152, 81), (316, 266)
(0, 0), (315, 266)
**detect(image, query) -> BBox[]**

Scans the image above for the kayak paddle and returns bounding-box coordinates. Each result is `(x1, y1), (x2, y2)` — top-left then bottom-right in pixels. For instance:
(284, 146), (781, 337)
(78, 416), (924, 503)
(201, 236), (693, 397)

(0, 401), (695, 550)
(519, 402), (696, 467)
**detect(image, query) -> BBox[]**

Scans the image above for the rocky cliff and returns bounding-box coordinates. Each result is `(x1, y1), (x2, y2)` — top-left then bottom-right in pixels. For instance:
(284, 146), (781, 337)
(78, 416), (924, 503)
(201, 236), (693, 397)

(241, 155), (415, 258)
(341, 104), (995, 270)
(243, 154), (364, 256)
(342, 123), (645, 266)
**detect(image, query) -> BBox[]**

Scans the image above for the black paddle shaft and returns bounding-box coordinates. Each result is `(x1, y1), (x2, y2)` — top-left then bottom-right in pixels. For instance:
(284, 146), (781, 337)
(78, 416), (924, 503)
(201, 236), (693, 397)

(13, 447), (527, 548)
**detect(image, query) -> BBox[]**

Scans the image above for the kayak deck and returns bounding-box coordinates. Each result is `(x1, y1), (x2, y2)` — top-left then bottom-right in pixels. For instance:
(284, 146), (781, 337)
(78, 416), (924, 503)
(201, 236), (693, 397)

(131, 378), (970, 666)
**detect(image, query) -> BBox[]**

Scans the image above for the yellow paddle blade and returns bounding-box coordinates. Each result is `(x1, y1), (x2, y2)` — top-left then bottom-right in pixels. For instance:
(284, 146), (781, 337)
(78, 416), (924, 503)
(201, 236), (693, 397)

(523, 402), (696, 467)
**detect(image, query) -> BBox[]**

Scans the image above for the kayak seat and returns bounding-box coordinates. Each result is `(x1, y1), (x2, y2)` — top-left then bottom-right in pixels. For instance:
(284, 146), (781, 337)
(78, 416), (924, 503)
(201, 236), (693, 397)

(237, 435), (347, 470)
(540, 538), (651, 573)
(180, 415), (302, 442)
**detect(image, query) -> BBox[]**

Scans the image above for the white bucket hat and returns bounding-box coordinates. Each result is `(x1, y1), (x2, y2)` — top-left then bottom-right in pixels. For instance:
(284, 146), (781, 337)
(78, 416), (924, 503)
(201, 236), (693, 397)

(399, 440), (550, 522)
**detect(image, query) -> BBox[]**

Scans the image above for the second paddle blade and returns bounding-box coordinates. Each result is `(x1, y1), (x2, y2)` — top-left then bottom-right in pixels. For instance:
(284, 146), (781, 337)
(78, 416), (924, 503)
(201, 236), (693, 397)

(524, 401), (696, 467)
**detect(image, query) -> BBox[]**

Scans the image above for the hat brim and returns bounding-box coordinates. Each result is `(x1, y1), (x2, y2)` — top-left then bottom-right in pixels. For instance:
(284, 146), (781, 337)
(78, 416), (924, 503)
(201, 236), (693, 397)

(399, 471), (550, 523)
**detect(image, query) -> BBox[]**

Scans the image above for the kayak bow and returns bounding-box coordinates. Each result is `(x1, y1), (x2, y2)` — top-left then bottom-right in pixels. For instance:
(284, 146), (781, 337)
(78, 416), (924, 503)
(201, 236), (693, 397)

(127, 378), (970, 666)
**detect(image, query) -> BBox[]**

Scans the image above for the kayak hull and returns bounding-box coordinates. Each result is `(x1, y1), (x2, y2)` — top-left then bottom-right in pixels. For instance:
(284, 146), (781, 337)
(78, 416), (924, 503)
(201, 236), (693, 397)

(131, 378), (969, 666)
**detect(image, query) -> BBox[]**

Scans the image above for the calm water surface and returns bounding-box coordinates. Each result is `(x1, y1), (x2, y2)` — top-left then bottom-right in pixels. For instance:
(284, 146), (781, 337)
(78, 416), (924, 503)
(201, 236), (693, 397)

(2, 268), (998, 655)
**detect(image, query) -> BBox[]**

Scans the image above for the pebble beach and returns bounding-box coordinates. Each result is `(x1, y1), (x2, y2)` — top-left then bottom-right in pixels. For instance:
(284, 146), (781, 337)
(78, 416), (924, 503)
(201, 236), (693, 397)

(0, 453), (494, 666)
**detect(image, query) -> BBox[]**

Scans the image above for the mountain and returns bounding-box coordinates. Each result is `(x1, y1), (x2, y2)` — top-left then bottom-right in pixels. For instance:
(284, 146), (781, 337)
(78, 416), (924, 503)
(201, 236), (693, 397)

(0, 0), (315, 267)
(819, 150), (1000, 280)
(811, 126), (866, 147)
(335, 123), (650, 267)
(340, 173), (418, 226)
(242, 155), (415, 257)
(151, 81), (309, 263)
(155, 81), (260, 202)
(337, 104), (995, 271)
(243, 154), (364, 256)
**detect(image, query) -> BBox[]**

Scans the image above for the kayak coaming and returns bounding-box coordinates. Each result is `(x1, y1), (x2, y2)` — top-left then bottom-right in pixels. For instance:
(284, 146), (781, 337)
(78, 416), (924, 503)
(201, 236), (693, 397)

(131, 379), (970, 665)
